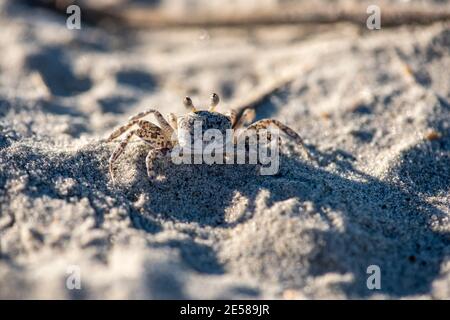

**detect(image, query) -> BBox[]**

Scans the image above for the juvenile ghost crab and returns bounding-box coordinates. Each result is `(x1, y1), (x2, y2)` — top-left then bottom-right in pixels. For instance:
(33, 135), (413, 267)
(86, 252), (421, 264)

(107, 93), (311, 183)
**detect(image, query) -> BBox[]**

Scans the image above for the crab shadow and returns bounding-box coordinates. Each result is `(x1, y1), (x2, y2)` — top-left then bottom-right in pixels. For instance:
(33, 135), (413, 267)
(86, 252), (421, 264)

(120, 138), (449, 297)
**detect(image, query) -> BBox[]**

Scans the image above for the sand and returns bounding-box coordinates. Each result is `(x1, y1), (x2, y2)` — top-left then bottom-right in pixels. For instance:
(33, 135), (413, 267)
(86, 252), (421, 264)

(0, 0), (449, 299)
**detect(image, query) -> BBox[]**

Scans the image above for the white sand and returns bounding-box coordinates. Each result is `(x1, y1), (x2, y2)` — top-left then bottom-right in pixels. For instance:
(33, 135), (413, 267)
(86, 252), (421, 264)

(0, 1), (449, 299)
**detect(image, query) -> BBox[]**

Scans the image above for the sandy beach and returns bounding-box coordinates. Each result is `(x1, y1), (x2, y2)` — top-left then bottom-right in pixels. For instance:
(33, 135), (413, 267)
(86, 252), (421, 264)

(0, 0), (449, 299)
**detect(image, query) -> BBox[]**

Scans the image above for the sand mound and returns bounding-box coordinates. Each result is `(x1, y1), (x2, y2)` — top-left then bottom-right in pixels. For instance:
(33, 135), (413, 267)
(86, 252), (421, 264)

(0, 1), (449, 299)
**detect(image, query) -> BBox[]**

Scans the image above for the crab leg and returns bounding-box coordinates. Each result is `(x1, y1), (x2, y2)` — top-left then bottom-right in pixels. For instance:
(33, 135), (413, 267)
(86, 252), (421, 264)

(146, 148), (167, 180)
(167, 113), (178, 131)
(107, 119), (140, 142)
(225, 109), (237, 127)
(109, 129), (137, 184)
(233, 108), (255, 129)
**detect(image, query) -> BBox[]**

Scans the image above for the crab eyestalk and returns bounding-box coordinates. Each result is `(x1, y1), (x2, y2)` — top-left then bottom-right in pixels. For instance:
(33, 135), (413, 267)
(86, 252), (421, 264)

(209, 93), (220, 112)
(183, 96), (197, 112)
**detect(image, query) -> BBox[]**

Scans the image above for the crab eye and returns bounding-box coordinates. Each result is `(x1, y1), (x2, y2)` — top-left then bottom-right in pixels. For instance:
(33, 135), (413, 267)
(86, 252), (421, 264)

(209, 93), (220, 111)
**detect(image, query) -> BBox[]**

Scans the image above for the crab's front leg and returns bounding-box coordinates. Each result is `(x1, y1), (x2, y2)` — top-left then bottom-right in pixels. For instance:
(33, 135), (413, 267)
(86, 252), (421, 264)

(233, 108), (255, 129)
(128, 108), (174, 139)
(135, 121), (173, 181)
(107, 119), (140, 142)
(109, 129), (137, 184)
(145, 148), (168, 180)
(167, 113), (178, 143)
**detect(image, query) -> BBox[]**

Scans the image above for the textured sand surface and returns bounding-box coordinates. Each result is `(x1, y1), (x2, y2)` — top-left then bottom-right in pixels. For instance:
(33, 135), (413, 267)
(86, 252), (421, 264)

(0, 1), (449, 299)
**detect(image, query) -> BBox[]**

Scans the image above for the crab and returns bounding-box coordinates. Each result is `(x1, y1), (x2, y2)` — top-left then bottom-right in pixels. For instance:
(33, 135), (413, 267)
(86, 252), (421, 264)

(107, 93), (311, 183)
